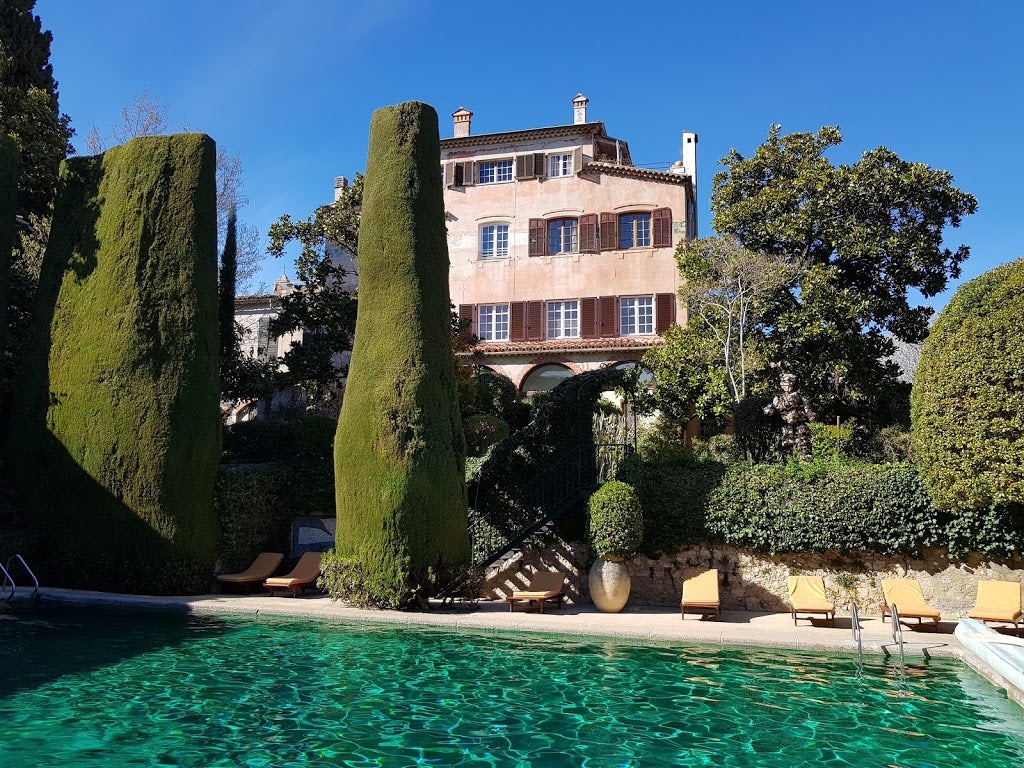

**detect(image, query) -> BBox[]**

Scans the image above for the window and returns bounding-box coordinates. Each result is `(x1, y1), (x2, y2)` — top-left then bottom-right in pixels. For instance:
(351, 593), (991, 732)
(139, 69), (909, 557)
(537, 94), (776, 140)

(548, 153), (573, 177)
(619, 212), (651, 249)
(477, 304), (510, 341)
(478, 159), (513, 184)
(547, 218), (578, 254)
(480, 224), (509, 259)
(547, 300), (579, 339)
(522, 363), (573, 393)
(620, 296), (654, 336)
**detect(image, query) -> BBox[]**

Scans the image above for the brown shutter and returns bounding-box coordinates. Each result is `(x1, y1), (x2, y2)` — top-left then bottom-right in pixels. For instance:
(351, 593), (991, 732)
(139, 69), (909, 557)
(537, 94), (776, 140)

(444, 162), (454, 188)
(510, 301), (527, 341)
(457, 161), (474, 186)
(526, 300), (545, 340)
(599, 295), (618, 337)
(652, 207), (672, 247)
(535, 153), (547, 179)
(600, 213), (617, 251)
(572, 147), (583, 174)
(580, 297), (599, 339)
(579, 213), (598, 253)
(516, 154), (536, 180)
(655, 293), (676, 333)
(528, 218), (547, 257)
(458, 303), (475, 333)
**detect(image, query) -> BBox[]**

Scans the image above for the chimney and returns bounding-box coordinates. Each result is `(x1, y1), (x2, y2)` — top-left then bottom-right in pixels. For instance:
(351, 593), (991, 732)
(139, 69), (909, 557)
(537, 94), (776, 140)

(334, 176), (348, 202)
(573, 93), (589, 125)
(452, 107), (473, 138)
(681, 131), (698, 196)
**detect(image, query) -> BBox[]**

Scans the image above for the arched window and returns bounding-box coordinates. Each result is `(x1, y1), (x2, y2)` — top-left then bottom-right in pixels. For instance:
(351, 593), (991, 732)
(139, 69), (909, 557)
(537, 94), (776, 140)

(613, 361), (655, 387)
(521, 363), (573, 393)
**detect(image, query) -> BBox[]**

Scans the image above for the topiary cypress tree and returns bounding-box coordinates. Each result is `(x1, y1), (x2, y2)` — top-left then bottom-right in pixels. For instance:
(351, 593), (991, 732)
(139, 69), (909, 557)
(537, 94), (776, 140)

(0, 134), (18, 402)
(6, 133), (220, 594)
(332, 101), (468, 607)
(911, 258), (1024, 511)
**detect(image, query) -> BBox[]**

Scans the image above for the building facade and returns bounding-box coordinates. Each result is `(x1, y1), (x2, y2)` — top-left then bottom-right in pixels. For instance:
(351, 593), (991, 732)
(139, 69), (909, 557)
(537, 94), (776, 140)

(443, 94), (697, 392)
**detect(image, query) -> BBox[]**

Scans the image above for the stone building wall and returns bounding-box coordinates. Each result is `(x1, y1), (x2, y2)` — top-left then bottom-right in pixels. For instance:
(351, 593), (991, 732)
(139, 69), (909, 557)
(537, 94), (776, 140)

(483, 540), (1024, 618)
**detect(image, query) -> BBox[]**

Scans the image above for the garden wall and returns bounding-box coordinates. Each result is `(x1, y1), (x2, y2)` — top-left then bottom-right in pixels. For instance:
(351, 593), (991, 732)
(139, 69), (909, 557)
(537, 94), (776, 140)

(484, 541), (1024, 618)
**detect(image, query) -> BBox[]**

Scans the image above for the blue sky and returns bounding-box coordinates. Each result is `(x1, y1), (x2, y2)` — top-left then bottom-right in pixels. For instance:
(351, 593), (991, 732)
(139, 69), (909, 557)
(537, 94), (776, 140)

(37, 0), (1022, 310)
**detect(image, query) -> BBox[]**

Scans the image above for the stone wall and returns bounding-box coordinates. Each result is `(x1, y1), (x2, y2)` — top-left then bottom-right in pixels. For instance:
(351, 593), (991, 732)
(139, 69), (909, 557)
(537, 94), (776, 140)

(483, 541), (1024, 618)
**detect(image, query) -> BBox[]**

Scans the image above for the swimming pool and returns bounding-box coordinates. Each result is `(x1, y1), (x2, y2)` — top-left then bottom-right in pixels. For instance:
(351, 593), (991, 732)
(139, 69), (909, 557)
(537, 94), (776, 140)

(2, 607), (1023, 766)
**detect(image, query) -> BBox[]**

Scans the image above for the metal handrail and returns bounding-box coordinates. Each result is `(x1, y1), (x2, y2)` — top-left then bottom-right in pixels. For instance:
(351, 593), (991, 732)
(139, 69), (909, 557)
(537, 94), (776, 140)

(3, 555), (39, 600)
(0, 562), (14, 600)
(890, 603), (907, 682)
(851, 602), (863, 656)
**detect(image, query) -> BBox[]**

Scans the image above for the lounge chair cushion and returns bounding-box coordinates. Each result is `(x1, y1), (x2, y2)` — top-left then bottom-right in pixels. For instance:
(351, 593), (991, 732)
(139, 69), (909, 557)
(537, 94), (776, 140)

(788, 575), (835, 613)
(265, 551), (323, 595)
(217, 552), (284, 585)
(882, 579), (941, 619)
(968, 580), (1023, 623)
(680, 569), (720, 616)
(507, 571), (566, 612)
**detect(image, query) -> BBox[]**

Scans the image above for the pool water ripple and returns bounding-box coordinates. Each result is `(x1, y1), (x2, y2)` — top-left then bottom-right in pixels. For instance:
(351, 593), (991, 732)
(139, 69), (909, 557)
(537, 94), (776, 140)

(2, 608), (1024, 766)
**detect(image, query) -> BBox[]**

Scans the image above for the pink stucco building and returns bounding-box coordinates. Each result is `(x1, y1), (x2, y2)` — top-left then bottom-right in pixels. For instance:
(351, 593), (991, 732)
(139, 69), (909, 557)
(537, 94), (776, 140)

(443, 95), (698, 392)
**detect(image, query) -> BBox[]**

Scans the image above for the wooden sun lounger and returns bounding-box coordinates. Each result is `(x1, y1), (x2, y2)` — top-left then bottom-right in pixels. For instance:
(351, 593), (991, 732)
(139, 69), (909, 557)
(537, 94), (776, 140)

(968, 580), (1022, 635)
(882, 578), (940, 627)
(681, 568), (720, 620)
(507, 571), (566, 613)
(264, 551), (323, 597)
(216, 552), (284, 593)
(788, 575), (835, 626)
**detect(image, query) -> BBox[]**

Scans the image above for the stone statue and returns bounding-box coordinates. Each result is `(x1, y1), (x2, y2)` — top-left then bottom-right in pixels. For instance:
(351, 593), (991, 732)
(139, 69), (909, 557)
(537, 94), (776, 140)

(763, 373), (816, 462)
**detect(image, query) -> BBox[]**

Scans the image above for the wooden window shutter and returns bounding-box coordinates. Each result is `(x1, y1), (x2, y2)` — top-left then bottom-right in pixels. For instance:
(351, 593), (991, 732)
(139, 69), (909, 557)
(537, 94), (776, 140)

(443, 163), (453, 188)
(579, 213), (598, 253)
(580, 297), (599, 339)
(535, 153), (547, 179)
(655, 293), (676, 334)
(599, 213), (617, 251)
(516, 154), (535, 180)
(458, 303), (475, 333)
(572, 147), (583, 174)
(652, 207), (672, 247)
(599, 295), (618, 337)
(510, 301), (527, 341)
(457, 161), (475, 186)
(528, 219), (547, 257)
(526, 300), (545, 340)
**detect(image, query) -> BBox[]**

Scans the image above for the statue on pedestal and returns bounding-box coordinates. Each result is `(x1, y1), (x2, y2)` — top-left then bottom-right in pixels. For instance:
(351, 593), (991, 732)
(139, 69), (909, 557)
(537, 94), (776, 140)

(763, 373), (816, 462)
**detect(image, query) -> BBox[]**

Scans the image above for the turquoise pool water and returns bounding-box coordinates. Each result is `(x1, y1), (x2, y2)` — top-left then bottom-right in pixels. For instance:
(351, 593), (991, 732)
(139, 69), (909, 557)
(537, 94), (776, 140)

(2, 608), (1023, 767)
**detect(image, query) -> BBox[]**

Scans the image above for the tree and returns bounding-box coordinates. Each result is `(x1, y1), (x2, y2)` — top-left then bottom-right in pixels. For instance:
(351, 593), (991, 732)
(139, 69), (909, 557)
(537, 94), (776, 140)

(712, 125), (977, 422)
(6, 134), (221, 594)
(267, 176), (361, 412)
(911, 258), (1024, 512)
(331, 101), (468, 608)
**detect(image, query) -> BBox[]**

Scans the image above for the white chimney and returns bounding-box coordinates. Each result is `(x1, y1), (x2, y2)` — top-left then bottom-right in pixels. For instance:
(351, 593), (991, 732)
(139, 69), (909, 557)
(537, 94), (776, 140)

(452, 107), (473, 138)
(573, 93), (589, 125)
(334, 176), (348, 202)
(681, 131), (698, 196)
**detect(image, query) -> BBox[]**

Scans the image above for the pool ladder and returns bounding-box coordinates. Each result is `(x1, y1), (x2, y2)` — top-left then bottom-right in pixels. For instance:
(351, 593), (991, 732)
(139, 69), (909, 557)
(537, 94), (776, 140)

(888, 603), (908, 682)
(0, 554), (39, 602)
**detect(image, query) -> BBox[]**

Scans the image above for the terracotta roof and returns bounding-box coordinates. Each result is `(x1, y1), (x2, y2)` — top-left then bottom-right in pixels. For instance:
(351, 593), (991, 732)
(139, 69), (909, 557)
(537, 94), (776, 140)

(581, 162), (690, 185)
(440, 122), (608, 149)
(465, 336), (664, 356)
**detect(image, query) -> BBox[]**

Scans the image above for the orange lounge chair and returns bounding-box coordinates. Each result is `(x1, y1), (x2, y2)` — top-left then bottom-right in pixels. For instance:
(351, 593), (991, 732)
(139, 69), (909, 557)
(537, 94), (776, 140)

(882, 578), (940, 627)
(264, 551), (323, 597)
(788, 575), (835, 626)
(681, 568), (720, 620)
(216, 552), (284, 593)
(968, 580), (1022, 635)
(507, 571), (566, 613)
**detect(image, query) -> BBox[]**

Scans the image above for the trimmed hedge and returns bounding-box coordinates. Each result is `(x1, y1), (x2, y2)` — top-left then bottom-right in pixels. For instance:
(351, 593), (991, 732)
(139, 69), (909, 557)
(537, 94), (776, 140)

(333, 102), (468, 607)
(0, 134), (17, 399)
(912, 258), (1024, 511)
(6, 134), (220, 594)
(223, 415), (336, 463)
(587, 481), (643, 560)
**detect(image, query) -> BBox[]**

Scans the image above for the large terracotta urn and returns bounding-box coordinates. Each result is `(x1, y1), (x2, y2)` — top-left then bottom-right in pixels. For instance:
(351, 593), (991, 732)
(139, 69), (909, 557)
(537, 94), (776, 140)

(589, 558), (631, 613)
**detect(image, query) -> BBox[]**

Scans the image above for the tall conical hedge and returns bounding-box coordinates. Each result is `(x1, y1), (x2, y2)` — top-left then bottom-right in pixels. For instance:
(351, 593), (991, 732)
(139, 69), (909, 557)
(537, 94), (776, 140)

(911, 258), (1024, 511)
(0, 134), (18, 403)
(6, 134), (220, 594)
(333, 102), (468, 607)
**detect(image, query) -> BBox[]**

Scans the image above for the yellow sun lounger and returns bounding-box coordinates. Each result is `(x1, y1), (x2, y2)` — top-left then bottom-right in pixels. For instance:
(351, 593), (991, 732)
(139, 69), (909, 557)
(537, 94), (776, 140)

(680, 568), (720, 620)
(788, 575), (835, 626)
(507, 571), (566, 613)
(882, 578), (940, 627)
(216, 552), (284, 593)
(968, 580), (1022, 635)
(264, 551), (323, 597)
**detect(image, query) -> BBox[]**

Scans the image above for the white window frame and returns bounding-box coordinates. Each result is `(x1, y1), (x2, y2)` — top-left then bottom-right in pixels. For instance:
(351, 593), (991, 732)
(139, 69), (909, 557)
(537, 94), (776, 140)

(620, 212), (652, 249)
(478, 159), (513, 184)
(548, 218), (579, 254)
(548, 153), (573, 177)
(479, 223), (510, 259)
(477, 304), (510, 342)
(620, 295), (655, 336)
(547, 300), (579, 339)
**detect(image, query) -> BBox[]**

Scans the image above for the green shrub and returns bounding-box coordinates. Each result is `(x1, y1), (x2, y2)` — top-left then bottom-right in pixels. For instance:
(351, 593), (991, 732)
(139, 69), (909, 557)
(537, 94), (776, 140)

(6, 134), (219, 594)
(223, 415), (336, 463)
(732, 395), (776, 462)
(0, 134), (17, 407)
(588, 481), (643, 560)
(912, 258), (1024, 511)
(333, 102), (468, 608)
(463, 414), (509, 457)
